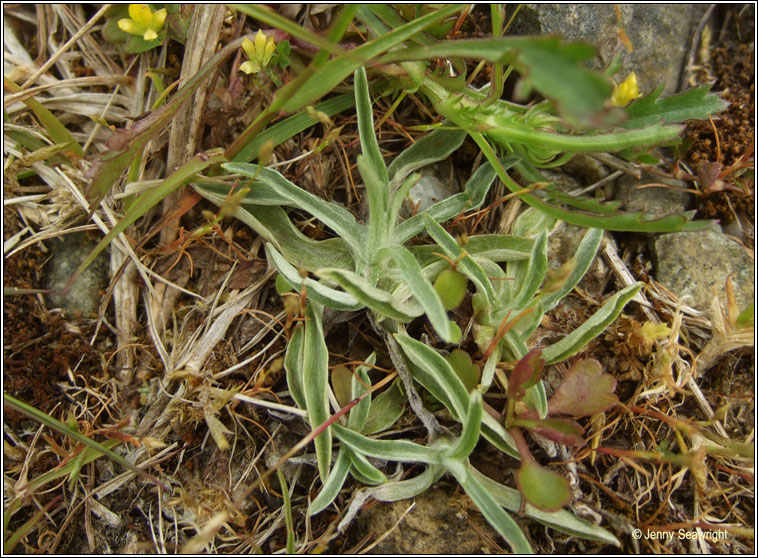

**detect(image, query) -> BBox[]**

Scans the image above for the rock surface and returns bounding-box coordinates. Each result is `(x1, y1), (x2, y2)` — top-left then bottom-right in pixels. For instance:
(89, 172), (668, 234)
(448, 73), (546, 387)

(511, 4), (707, 94)
(352, 487), (499, 554)
(44, 232), (109, 316)
(652, 227), (754, 313)
(615, 170), (691, 220)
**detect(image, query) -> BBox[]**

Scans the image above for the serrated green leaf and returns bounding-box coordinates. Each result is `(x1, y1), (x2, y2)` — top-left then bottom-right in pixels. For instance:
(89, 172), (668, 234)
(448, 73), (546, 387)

(623, 83), (729, 130)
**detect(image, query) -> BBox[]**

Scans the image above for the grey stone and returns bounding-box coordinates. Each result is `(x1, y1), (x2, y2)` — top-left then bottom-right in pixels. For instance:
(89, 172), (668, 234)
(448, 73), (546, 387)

(653, 228), (754, 312)
(511, 4), (707, 95)
(615, 170), (691, 220)
(44, 232), (109, 316)
(402, 163), (459, 218)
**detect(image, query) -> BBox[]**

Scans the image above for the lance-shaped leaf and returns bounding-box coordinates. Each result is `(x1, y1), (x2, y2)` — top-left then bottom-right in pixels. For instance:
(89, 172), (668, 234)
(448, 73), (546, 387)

(508, 348), (545, 401)
(362, 379), (406, 435)
(195, 183), (355, 271)
(333, 424), (441, 464)
(284, 323), (306, 411)
(266, 244), (362, 311)
(309, 446), (351, 515)
(379, 246), (452, 342)
(445, 391), (483, 461)
(316, 268), (420, 321)
(447, 461), (534, 554)
(547, 358), (618, 418)
(303, 303), (332, 482)
(541, 284), (640, 364)
(387, 126), (468, 188)
(224, 162), (365, 256)
(348, 448), (387, 485)
(424, 214), (497, 307)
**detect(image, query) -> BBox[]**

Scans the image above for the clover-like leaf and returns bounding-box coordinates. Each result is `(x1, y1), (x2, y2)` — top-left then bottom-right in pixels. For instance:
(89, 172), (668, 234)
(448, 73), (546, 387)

(547, 358), (617, 417)
(517, 458), (571, 512)
(530, 418), (586, 447)
(507, 348), (544, 402)
(445, 349), (480, 392)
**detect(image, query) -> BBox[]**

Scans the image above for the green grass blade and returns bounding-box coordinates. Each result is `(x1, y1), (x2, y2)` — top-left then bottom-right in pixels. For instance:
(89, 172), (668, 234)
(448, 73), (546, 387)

(542, 284), (641, 364)
(230, 5), (353, 58)
(3, 394), (164, 489)
(279, 5), (462, 113)
(4, 77), (83, 158)
(277, 470), (296, 553)
(231, 93), (355, 163)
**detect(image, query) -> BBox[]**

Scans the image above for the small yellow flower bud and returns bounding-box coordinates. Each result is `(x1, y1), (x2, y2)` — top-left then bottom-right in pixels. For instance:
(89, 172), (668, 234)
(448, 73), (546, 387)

(118, 4), (167, 42)
(611, 72), (642, 106)
(240, 30), (276, 75)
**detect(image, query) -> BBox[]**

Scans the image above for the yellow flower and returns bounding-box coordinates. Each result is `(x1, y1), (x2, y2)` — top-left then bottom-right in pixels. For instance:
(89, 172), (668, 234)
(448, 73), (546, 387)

(611, 72), (642, 107)
(240, 30), (276, 75)
(118, 4), (167, 42)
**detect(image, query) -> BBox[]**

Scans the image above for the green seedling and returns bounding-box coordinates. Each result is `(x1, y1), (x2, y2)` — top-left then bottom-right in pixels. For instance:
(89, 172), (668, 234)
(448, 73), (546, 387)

(434, 268), (468, 310)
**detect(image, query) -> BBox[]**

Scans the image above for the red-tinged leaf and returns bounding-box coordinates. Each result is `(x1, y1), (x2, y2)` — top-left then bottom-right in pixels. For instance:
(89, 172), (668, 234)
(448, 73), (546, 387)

(547, 358), (618, 417)
(531, 418), (586, 446)
(517, 459), (571, 512)
(508, 348), (544, 401)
